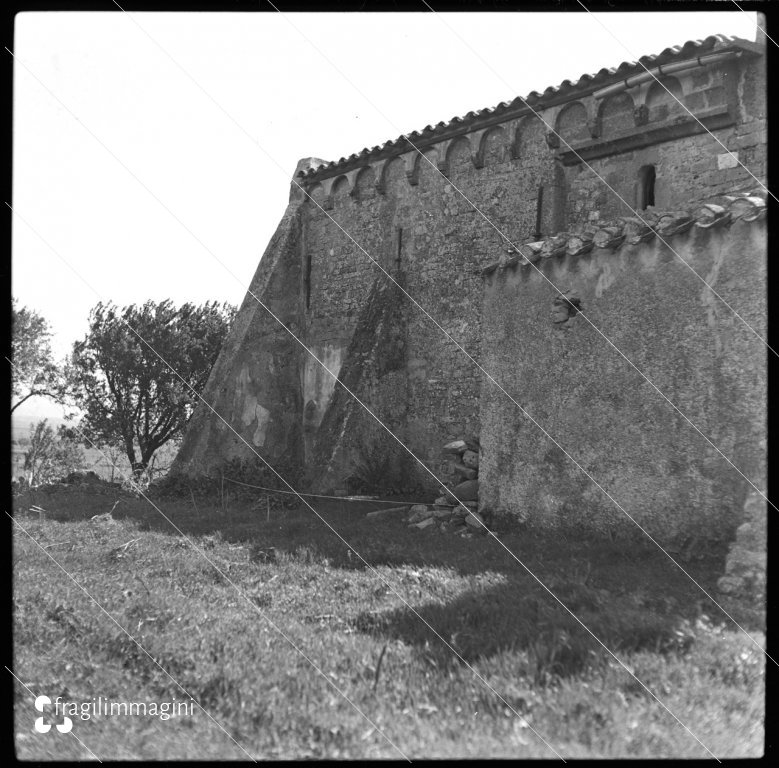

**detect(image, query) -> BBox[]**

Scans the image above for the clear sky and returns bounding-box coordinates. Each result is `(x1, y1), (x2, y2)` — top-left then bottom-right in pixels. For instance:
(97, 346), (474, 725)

(11, 9), (759, 428)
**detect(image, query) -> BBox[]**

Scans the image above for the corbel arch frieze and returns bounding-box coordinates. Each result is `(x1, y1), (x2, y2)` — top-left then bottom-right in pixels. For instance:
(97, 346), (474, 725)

(536, 104), (564, 147)
(553, 100), (594, 147)
(599, 75), (690, 128)
(474, 125), (511, 168)
(630, 82), (652, 126)
(343, 168), (362, 198)
(321, 174), (351, 209)
(319, 176), (338, 209)
(470, 128), (489, 168)
(402, 151), (420, 186)
(376, 155), (409, 196)
(300, 181), (325, 210)
(434, 138), (454, 176)
(375, 158), (390, 196)
(596, 90), (636, 137)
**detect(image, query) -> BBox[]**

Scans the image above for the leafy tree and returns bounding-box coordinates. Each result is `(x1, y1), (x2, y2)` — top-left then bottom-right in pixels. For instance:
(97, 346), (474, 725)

(23, 419), (86, 486)
(96, 442), (132, 484)
(11, 299), (64, 413)
(67, 300), (235, 474)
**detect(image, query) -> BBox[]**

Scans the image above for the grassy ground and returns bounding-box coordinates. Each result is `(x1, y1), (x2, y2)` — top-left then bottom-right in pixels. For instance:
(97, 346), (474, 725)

(12, 484), (765, 759)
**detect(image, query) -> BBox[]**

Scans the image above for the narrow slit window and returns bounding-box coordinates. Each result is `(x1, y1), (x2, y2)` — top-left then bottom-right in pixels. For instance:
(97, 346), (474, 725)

(638, 165), (656, 209)
(395, 227), (403, 272)
(534, 185), (544, 240)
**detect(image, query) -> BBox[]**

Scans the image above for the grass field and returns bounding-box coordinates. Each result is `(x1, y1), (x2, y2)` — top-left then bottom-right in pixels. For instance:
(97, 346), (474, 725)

(12, 483), (765, 759)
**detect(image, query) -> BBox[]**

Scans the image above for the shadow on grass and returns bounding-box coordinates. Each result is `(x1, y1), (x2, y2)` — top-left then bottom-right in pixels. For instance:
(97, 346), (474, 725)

(15, 485), (761, 676)
(349, 574), (700, 682)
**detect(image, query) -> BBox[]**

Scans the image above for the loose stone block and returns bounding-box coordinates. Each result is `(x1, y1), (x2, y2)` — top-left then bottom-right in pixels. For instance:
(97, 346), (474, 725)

(462, 450), (479, 470)
(465, 511), (486, 530)
(451, 479), (478, 501)
(453, 463), (478, 480)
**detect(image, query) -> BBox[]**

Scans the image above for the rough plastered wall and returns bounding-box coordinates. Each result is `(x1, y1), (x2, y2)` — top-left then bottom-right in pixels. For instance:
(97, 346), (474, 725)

(172, 189), (307, 477)
(478, 219), (765, 546)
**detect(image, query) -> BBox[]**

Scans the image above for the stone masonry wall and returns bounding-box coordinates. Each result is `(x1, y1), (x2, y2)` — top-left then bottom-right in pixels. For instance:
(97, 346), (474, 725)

(564, 57), (766, 226)
(718, 490), (767, 607)
(300, 124), (560, 490)
(174, 40), (765, 504)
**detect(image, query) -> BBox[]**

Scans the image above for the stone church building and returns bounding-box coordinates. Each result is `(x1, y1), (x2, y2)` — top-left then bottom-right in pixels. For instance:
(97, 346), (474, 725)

(172, 31), (766, 581)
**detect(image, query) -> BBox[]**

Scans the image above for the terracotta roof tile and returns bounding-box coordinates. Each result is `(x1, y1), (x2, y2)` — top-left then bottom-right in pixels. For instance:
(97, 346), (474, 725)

(479, 191), (766, 276)
(301, 34), (759, 180)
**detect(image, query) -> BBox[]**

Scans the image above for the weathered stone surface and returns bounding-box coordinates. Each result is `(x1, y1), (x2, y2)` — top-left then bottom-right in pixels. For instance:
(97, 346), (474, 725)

(717, 576), (742, 595)
(481, 220), (766, 545)
(451, 480), (479, 501)
(433, 509), (452, 520)
(465, 511), (486, 530)
(725, 548), (766, 574)
(443, 440), (467, 455)
(410, 517), (436, 530)
(462, 450), (479, 470)
(434, 496), (450, 506)
(408, 506), (435, 524)
(452, 463), (478, 480)
(718, 490), (766, 605)
(408, 504), (429, 516)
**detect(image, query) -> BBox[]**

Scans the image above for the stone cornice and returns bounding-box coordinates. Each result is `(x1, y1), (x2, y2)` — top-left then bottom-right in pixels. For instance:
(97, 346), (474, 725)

(556, 105), (737, 166)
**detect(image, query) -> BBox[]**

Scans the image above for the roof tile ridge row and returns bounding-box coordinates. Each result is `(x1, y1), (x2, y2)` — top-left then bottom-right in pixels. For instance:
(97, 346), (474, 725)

(301, 34), (747, 181)
(480, 191), (767, 276)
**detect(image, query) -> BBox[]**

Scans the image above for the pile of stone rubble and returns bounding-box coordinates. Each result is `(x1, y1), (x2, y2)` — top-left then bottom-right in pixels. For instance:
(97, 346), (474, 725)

(365, 436), (491, 537)
(717, 490), (766, 607)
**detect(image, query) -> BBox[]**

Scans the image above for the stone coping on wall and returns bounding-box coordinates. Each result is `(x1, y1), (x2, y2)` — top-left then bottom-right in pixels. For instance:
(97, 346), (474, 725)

(478, 190), (767, 277)
(297, 34), (761, 184)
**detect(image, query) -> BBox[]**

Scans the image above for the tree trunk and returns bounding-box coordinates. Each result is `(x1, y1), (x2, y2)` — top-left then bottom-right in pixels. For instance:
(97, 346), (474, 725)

(140, 445), (157, 476)
(124, 437), (142, 478)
